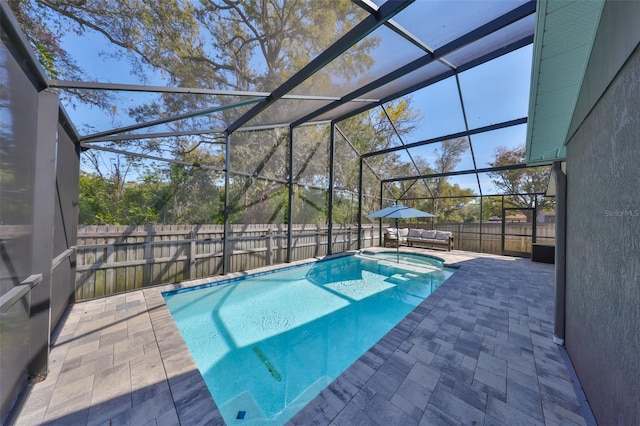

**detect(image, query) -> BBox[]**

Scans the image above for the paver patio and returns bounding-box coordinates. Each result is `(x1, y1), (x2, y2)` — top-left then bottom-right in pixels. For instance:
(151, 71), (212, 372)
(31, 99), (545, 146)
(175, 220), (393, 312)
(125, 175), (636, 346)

(13, 249), (590, 425)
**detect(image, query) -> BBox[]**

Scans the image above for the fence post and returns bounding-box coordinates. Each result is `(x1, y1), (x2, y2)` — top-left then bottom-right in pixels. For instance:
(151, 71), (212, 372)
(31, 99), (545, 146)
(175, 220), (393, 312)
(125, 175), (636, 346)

(189, 230), (196, 279)
(266, 228), (273, 266)
(105, 245), (115, 295)
(315, 224), (320, 256)
(348, 226), (352, 250)
(370, 226), (374, 248)
(143, 235), (152, 287)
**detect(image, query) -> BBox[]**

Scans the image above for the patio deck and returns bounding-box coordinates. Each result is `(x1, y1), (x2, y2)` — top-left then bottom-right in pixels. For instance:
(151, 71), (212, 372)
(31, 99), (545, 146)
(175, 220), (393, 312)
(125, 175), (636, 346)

(13, 249), (590, 425)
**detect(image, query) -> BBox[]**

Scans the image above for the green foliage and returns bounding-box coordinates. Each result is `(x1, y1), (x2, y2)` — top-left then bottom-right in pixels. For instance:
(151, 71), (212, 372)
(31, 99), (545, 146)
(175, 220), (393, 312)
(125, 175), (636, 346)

(157, 163), (222, 224)
(15, 0), (374, 129)
(331, 191), (359, 225)
(32, 39), (57, 78)
(428, 138), (475, 222)
(489, 145), (554, 210)
(480, 197), (504, 221)
(79, 170), (164, 225)
(333, 98), (424, 223)
(78, 162), (223, 225)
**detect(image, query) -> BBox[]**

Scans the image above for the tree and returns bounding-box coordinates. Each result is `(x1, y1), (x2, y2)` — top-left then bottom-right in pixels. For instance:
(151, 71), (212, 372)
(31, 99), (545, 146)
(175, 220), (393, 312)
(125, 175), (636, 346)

(155, 163), (222, 224)
(356, 136), (477, 223)
(479, 196), (503, 221)
(15, 1), (375, 117)
(7, 0), (112, 109)
(334, 98), (423, 223)
(79, 169), (169, 224)
(15, 0), (380, 151)
(429, 137), (475, 222)
(489, 145), (553, 211)
(15, 0), (422, 226)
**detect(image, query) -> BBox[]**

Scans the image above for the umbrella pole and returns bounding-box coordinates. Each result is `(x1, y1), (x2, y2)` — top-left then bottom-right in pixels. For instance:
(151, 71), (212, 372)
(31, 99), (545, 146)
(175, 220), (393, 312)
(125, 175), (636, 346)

(395, 218), (399, 263)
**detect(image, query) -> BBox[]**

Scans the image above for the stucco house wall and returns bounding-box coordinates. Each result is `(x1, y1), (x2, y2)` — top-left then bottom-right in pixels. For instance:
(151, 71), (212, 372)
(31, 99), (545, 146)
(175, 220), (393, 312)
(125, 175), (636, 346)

(565, 42), (640, 426)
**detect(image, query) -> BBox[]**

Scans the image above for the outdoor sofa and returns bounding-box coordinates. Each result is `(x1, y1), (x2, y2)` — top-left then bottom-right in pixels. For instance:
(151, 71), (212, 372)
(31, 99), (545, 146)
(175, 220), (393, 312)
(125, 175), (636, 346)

(384, 228), (454, 251)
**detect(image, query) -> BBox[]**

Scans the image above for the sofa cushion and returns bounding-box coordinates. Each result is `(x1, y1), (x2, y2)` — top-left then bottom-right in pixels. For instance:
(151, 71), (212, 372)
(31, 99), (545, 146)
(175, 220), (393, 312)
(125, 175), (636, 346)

(435, 231), (452, 241)
(421, 230), (437, 239)
(386, 228), (397, 237)
(398, 228), (409, 237)
(408, 228), (422, 238)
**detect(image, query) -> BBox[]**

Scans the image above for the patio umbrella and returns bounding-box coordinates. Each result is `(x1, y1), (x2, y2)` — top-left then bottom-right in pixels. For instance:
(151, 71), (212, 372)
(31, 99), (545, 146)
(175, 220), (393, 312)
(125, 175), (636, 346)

(367, 204), (435, 262)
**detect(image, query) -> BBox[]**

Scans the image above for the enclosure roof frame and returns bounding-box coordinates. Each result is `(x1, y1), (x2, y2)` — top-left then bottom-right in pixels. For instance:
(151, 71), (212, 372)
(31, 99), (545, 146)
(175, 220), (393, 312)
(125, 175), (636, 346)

(225, 0), (415, 134)
(292, 1), (536, 127)
(381, 163), (550, 184)
(2, 0), (545, 200)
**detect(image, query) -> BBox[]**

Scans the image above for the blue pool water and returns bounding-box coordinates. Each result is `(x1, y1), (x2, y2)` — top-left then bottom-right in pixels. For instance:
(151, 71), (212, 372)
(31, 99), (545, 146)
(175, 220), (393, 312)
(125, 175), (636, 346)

(163, 253), (454, 425)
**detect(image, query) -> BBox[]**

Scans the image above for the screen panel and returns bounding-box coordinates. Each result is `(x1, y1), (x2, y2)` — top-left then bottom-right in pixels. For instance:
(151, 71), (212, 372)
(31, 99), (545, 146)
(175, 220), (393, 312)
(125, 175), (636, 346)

(289, 25), (426, 98)
(441, 14), (535, 70)
(292, 125), (329, 187)
(230, 128), (289, 178)
(243, 99), (333, 128)
(457, 45), (533, 129)
(469, 123), (528, 170)
(70, 90), (261, 138)
(41, 0), (370, 94)
(0, 37), (38, 296)
(392, 0), (530, 50)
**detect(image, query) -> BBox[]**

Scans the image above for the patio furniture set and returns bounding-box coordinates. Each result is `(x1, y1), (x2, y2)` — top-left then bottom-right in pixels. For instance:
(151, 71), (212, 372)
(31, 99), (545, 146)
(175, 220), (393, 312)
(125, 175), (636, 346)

(383, 228), (454, 251)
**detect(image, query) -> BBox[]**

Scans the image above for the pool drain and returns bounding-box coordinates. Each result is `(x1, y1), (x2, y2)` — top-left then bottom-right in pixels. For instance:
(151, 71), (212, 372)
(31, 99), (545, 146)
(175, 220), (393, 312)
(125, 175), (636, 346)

(253, 346), (282, 381)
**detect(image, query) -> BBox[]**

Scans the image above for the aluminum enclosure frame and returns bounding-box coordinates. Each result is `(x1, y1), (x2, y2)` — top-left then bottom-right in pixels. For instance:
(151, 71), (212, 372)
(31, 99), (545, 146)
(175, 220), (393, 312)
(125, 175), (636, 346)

(0, 0), (545, 269)
(1, 0), (551, 421)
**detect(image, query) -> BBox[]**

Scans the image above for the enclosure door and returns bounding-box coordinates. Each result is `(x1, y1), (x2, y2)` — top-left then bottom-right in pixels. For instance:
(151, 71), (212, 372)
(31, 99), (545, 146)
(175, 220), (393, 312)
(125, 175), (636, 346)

(501, 207), (536, 257)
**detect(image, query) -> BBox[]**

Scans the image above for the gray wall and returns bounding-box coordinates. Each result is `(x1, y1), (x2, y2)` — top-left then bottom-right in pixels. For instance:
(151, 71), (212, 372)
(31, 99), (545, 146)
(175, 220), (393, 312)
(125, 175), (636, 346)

(565, 44), (640, 426)
(51, 123), (80, 333)
(0, 21), (41, 422)
(0, 5), (80, 422)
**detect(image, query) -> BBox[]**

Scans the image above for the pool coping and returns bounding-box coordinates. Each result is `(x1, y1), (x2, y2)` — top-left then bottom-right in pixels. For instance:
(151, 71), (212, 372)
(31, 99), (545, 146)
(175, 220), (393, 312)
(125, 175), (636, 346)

(13, 248), (591, 425)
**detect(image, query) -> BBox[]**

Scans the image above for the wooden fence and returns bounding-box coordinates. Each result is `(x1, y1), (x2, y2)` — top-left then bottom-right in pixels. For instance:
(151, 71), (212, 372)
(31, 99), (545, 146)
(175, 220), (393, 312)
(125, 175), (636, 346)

(74, 224), (380, 300)
(432, 222), (556, 254)
(74, 222), (556, 300)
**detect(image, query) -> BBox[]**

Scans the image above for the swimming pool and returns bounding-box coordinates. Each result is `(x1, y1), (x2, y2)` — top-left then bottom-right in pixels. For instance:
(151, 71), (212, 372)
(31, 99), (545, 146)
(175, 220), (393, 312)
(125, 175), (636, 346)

(163, 252), (454, 425)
